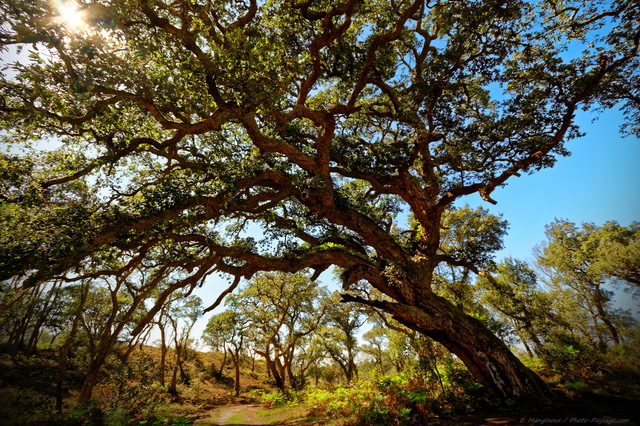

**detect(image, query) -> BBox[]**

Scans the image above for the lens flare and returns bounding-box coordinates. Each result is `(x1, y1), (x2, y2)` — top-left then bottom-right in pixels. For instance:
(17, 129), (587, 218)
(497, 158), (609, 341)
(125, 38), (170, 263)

(56, 2), (86, 30)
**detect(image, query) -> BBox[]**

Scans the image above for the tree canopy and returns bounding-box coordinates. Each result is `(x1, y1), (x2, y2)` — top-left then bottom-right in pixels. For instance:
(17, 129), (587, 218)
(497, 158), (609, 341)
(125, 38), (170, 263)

(1, 0), (638, 403)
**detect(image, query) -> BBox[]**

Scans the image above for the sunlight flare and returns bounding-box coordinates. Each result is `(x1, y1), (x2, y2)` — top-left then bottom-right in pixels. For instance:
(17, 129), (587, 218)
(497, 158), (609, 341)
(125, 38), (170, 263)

(56, 2), (87, 30)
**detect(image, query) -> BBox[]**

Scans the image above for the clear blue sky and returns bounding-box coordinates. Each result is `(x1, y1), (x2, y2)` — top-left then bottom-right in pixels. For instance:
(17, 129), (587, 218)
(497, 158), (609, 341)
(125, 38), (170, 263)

(462, 107), (640, 263)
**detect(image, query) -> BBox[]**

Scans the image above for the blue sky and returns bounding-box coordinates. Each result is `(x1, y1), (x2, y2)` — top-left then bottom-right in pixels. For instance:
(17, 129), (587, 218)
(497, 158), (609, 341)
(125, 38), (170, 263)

(461, 107), (640, 263)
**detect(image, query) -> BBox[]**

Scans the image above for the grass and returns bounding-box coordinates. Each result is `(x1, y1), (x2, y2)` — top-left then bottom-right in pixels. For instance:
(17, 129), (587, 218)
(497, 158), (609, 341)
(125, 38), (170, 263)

(257, 404), (308, 422)
(225, 413), (246, 424)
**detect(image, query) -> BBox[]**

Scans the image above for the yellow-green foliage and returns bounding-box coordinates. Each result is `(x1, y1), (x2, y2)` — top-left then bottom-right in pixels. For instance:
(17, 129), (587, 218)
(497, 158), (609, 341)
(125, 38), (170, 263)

(304, 374), (439, 426)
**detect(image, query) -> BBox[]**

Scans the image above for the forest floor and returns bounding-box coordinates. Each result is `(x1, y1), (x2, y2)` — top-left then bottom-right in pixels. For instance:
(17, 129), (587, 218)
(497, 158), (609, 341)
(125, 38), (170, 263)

(184, 393), (640, 426)
(193, 402), (315, 425)
(1, 349), (639, 425)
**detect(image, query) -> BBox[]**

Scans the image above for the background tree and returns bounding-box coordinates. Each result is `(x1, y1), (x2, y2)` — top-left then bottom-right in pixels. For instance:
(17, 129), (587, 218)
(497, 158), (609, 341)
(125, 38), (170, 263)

(0, 279), (64, 355)
(1, 0), (639, 403)
(203, 309), (250, 396)
(478, 258), (559, 358)
(229, 272), (328, 390)
(361, 326), (393, 375)
(165, 293), (203, 393)
(590, 223), (640, 288)
(537, 220), (637, 347)
(319, 291), (367, 384)
(73, 275), (151, 404)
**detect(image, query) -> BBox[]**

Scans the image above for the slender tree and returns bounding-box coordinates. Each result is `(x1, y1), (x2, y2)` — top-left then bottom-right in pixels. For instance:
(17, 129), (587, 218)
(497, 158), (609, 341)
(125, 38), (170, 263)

(321, 291), (367, 383)
(228, 272), (327, 390)
(541, 221), (613, 346)
(537, 220), (638, 347)
(478, 258), (559, 357)
(166, 293), (203, 393)
(203, 310), (251, 396)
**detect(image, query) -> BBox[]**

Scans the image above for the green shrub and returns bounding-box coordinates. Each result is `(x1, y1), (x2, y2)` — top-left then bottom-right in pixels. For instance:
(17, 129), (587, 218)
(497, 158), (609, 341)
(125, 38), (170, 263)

(305, 374), (439, 425)
(522, 357), (546, 374)
(105, 407), (130, 426)
(545, 345), (582, 376)
(249, 389), (294, 408)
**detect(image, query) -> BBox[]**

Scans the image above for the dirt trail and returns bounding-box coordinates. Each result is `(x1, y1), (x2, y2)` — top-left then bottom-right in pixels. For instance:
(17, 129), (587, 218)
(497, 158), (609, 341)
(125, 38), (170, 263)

(194, 404), (278, 425)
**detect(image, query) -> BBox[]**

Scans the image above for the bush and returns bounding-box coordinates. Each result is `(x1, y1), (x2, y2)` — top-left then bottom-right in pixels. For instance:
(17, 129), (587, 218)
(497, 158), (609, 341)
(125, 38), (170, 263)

(244, 388), (295, 408)
(96, 351), (168, 416)
(305, 374), (438, 426)
(127, 404), (195, 425)
(105, 407), (130, 426)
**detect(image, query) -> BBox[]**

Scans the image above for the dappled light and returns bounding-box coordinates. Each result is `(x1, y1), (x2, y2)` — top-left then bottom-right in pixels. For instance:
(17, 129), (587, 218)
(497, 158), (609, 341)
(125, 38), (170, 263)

(1, 0), (639, 423)
(55, 1), (87, 31)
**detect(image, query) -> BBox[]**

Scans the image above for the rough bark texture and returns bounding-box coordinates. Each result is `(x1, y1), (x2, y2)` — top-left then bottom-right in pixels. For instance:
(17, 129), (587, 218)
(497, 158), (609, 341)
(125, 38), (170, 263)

(228, 348), (242, 397)
(377, 293), (552, 403)
(343, 284), (553, 405)
(3, 0), (636, 408)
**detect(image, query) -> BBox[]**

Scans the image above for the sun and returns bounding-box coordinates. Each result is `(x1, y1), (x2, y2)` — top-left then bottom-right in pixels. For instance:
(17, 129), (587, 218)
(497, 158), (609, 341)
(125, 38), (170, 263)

(56, 2), (87, 30)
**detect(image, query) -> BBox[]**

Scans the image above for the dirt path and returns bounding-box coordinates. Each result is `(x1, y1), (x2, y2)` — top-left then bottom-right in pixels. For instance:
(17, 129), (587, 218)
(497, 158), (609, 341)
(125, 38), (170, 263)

(194, 403), (291, 426)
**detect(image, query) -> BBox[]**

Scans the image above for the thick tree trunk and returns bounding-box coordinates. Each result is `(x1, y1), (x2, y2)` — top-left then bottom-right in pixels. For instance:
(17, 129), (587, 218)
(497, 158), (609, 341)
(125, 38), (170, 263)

(217, 349), (227, 379)
(178, 347), (188, 385)
(274, 357), (286, 389)
(169, 365), (178, 395)
(260, 351), (285, 390)
(411, 300), (550, 402)
(286, 358), (300, 390)
(348, 292), (554, 404)
(79, 360), (103, 404)
(346, 346), (357, 383)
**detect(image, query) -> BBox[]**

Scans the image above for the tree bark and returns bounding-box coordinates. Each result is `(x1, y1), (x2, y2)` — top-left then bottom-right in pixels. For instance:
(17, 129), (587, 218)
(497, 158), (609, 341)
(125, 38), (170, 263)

(346, 292), (554, 404)
(159, 323), (167, 387)
(216, 349), (227, 379)
(259, 348), (284, 390)
(228, 348), (241, 397)
(169, 365), (178, 395)
(255, 341), (286, 390)
(593, 284), (620, 345)
(79, 356), (105, 404)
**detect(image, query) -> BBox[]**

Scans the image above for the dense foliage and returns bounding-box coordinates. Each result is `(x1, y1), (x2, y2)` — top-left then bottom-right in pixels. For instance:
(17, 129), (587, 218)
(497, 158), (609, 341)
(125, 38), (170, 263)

(1, 0), (639, 406)
(0, 220), (639, 424)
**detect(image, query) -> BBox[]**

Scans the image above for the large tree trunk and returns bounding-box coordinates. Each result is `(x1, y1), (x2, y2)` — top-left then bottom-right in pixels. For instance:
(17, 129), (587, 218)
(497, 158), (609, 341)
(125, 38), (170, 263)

(216, 349), (227, 379)
(269, 359), (284, 390)
(169, 365), (178, 395)
(346, 292), (553, 404)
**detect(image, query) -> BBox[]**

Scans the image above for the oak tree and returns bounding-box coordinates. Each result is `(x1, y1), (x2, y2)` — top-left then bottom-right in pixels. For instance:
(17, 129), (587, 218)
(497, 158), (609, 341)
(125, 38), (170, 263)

(1, 0), (639, 403)
(478, 258), (558, 358)
(537, 220), (638, 347)
(203, 309), (250, 396)
(320, 290), (367, 383)
(228, 271), (327, 390)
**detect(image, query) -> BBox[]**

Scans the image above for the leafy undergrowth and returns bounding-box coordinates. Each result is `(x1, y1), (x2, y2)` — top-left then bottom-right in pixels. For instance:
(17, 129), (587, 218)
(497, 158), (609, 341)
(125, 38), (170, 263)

(300, 371), (489, 426)
(0, 347), (271, 425)
(296, 379), (640, 426)
(2, 343), (640, 426)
